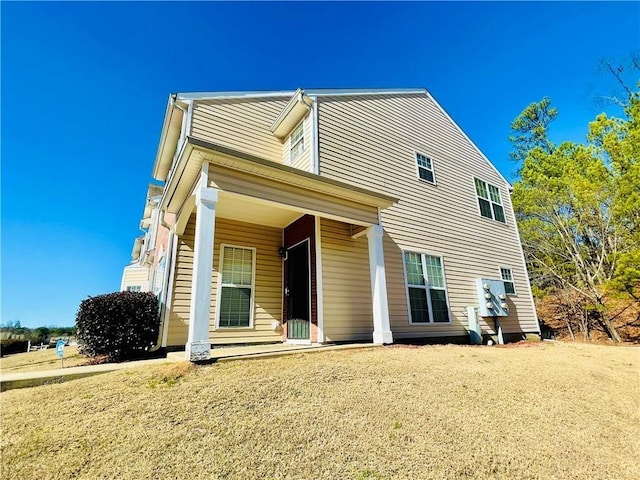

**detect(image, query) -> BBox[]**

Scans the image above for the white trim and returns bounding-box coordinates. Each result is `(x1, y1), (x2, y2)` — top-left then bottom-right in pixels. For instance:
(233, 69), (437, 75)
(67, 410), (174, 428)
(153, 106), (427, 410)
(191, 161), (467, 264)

(414, 150), (437, 186)
(185, 100), (193, 137)
(499, 266), (517, 296)
(178, 91), (295, 101)
(176, 88), (426, 102)
(285, 238), (312, 341)
(312, 97), (320, 174)
(425, 90), (512, 189)
(308, 88), (425, 97)
(161, 232), (178, 347)
(314, 216), (324, 343)
(215, 244), (257, 329)
(280, 228), (285, 341)
(402, 250), (452, 325)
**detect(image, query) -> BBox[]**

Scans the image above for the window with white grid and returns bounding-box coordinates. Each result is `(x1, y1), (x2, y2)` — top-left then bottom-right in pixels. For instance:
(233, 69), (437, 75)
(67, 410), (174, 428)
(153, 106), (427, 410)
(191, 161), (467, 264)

(217, 246), (255, 328)
(501, 267), (516, 295)
(289, 122), (305, 163)
(416, 153), (436, 184)
(474, 178), (506, 223)
(403, 251), (450, 323)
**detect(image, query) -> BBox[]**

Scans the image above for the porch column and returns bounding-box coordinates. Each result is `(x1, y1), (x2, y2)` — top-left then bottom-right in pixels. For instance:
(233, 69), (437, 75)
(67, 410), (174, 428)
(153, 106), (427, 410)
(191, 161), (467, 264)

(366, 225), (393, 344)
(186, 183), (219, 362)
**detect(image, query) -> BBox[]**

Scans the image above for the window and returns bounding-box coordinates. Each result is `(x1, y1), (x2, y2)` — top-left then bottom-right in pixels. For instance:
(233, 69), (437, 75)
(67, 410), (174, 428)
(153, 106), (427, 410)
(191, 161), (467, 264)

(217, 245), (255, 328)
(403, 251), (450, 323)
(474, 178), (506, 223)
(153, 254), (166, 299)
(126, 285), (141, 292)
(289, 122), (305, 163)
(416, 153), (436, 184)
(501, 267), (516, 295)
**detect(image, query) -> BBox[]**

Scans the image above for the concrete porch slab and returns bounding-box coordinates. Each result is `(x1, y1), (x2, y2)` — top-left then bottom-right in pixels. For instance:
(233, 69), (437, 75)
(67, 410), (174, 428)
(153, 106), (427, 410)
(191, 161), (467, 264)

(167, 342), (379, 362)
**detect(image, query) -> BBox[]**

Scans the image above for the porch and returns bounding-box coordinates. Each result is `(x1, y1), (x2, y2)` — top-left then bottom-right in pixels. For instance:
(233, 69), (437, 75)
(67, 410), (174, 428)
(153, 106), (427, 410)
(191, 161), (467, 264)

(160, 137), (398, 361)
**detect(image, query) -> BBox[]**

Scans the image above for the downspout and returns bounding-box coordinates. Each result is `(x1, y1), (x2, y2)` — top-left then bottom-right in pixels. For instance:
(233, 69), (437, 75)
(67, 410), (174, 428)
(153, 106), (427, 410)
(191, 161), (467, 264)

(311, 95), (319, 174)
(494, 316), (504, 345)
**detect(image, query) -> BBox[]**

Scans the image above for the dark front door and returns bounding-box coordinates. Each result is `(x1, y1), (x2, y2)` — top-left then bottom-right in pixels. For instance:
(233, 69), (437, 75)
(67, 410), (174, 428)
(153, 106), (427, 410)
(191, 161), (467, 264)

(286, 240), (310, 340)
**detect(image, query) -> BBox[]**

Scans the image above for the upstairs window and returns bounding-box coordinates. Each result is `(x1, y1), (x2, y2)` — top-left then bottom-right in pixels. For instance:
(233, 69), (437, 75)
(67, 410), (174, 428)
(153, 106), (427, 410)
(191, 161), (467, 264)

(501, 267), (516, 295)
(416, 153), (436, 184)
(403, 251), (450, 324)
(475, 178), (506, 223)
(126, 285), (141, 292)
(217, 245), (255, 328)
(289, 122), (305, 163)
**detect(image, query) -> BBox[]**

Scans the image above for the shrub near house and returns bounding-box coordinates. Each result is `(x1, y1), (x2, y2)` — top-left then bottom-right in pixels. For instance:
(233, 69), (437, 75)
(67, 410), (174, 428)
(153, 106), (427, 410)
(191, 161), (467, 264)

(76, 291), (160, 362)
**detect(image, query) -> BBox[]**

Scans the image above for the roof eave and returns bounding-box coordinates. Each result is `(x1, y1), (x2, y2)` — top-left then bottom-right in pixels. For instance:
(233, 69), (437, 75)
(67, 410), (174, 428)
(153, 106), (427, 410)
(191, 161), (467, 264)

(173, 88), (428, 103)
(270, 89), (314, 139)
(152, 95), (185, 182)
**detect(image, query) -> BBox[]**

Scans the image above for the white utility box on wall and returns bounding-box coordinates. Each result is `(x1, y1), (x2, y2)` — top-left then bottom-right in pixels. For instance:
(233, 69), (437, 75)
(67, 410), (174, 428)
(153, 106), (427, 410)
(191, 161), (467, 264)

(475, 278), (509, 317)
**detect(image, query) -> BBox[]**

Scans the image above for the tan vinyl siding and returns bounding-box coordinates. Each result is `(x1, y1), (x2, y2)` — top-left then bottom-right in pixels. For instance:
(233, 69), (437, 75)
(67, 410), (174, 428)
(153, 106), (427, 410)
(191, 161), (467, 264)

(320, 218), (373, 341)
(191, 98), (288, 164)
(210, 218), (282, 344)
(166, 219), (195, 346)
(282, 114), (313, 172)
(165, 214), (282, 347)
(318, 93), (537, 337)
(121, 267), (149, 291)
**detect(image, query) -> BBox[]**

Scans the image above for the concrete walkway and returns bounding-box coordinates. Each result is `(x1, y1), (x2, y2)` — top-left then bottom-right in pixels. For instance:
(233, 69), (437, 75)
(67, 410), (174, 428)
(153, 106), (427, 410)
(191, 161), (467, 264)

(1, 343), (377, 392)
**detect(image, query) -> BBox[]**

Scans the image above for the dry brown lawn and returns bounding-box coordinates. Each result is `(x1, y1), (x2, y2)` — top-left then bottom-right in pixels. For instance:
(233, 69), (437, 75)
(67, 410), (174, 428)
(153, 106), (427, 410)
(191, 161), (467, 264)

(1, 342), (639, 479)
(0, 346), (87, 373)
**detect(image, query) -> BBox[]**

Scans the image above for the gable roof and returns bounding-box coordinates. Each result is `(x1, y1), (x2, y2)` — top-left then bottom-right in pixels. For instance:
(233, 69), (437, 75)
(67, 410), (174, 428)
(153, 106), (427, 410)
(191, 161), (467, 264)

(152, 88), (511, 189)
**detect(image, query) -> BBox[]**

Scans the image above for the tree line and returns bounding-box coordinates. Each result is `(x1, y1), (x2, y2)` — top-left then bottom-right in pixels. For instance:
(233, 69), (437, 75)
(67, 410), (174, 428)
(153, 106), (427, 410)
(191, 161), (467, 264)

(510, 57), (639, 342)
(0, 320), (76, 343)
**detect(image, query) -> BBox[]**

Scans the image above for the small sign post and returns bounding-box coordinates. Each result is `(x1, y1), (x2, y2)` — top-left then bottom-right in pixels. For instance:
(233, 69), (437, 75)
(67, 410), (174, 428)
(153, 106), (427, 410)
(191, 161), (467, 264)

(56, 340), (65, 368)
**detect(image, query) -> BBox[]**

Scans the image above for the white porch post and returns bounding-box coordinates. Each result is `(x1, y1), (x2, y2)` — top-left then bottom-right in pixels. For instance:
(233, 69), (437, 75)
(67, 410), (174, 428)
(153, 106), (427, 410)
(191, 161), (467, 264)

(186, 173), (218, 362)
(366, 225), (393, 344)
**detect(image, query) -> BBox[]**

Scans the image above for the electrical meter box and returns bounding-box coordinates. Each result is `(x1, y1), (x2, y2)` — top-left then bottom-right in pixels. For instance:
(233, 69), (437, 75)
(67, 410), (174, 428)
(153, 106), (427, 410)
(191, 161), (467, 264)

(475, 278), (509, 317)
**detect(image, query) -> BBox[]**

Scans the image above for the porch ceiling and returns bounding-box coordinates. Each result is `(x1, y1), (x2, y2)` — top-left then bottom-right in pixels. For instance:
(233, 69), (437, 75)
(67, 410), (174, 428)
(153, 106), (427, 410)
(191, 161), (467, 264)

(216, 191), (302, 228)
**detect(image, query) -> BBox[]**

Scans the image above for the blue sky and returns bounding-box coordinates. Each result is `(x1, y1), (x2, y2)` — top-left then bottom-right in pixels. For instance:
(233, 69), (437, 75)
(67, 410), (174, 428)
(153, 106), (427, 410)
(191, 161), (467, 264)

(2, 2), (638, 328)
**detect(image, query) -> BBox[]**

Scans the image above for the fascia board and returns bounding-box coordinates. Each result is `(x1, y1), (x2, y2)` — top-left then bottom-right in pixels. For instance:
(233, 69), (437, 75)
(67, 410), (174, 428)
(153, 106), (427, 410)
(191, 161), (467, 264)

(188, 137), (398, 209)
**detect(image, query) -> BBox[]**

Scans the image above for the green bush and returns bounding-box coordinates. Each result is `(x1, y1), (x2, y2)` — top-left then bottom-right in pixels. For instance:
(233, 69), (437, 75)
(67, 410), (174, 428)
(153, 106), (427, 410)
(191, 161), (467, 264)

(76, 291), (160, 362)
(0, 339), (29, 357)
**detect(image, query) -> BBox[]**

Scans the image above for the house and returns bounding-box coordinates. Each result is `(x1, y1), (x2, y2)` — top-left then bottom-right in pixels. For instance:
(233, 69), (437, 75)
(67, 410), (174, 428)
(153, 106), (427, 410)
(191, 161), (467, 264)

(120, 184), (165, 293)
(123, 88), (540, 361)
